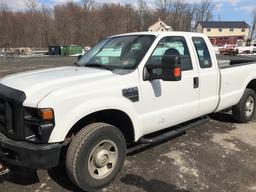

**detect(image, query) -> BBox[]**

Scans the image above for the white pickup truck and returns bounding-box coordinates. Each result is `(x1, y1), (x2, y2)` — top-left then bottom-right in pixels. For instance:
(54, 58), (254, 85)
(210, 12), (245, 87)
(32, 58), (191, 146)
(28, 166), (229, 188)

(0, 32), (256, 191)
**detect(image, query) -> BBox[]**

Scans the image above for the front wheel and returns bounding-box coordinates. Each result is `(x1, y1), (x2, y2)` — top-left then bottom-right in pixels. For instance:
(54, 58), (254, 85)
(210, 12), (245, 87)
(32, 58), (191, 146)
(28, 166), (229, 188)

(66, 123), (126, 191)
(232, 88), (256, 123)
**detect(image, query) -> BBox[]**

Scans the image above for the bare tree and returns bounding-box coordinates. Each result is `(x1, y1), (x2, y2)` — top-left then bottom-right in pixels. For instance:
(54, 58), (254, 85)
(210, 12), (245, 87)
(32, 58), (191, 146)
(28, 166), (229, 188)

(171, 0), (187, 30)
(156, 0), (172, 20)
(166, 0), (196, 31)
(81, 0), (94, 12)
(0, 1), (209, 48)
(0, 0), (11, 46)
(195, 0), (213, 24)
(0, 0), (8, 12)
(137, 0), (148, 31)
(25, 0), (38, 12)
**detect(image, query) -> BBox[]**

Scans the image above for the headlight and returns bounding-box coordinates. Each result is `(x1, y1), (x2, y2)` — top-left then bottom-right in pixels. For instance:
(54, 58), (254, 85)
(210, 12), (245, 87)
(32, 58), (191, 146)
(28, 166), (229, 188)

(24, 107), (55, 143)
(24, 107), (54, 122)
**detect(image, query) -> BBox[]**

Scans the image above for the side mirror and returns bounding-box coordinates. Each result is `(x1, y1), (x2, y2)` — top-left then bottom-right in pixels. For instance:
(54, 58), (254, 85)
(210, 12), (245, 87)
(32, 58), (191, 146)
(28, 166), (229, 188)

(162, 54), (182, 81)
(77, 54), (83, 61)
(144, 55), (182, 81)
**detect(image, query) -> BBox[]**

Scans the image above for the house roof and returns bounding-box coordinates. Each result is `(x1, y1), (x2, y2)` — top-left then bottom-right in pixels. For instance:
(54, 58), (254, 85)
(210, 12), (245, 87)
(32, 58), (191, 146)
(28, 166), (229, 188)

(148, 19), (172, 30)
(155, 24), (172, 31)
(197, 21), (249, 29)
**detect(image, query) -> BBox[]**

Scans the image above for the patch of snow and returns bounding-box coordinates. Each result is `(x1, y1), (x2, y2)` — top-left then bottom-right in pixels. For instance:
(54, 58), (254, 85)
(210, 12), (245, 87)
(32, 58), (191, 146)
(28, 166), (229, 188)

(248, 185), (256, 191)
(211, 122), (256, 152)
(162, 150), (199, 178)
(70, 50), (85, 57)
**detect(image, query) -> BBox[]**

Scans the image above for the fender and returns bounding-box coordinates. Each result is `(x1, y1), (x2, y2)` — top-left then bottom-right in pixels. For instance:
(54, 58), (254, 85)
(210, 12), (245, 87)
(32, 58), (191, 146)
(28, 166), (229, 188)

(242, 73), (256, 93)
(41, 97), (142, 143)
(233, 73), (256, 107)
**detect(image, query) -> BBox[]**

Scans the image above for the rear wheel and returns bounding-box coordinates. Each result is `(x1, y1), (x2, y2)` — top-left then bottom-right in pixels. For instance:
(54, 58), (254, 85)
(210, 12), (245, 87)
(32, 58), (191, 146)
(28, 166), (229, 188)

(66, 123), (126, 191)
(232, 88), (256, 123)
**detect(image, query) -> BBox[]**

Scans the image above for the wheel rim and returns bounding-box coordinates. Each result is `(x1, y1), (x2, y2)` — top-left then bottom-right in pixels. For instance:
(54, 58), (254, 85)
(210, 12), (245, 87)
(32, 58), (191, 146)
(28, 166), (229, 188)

(245, 96), (255, 118)
(88, 140), (118, 180)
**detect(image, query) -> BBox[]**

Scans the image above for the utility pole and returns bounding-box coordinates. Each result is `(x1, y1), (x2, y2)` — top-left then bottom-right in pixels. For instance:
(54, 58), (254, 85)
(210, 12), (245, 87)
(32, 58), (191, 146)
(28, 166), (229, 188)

(218, 14), (221, 21)
(251, 16), (256, 40)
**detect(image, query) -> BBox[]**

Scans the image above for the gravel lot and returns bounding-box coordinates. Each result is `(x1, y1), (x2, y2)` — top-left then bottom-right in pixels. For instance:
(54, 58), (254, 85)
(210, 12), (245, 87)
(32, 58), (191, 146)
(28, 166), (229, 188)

(0, 56), (256, 192)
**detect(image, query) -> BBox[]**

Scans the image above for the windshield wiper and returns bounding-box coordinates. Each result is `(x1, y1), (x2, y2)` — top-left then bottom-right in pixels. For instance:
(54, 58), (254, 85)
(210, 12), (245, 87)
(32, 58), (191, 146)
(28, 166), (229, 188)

(85, 64), (113, 71)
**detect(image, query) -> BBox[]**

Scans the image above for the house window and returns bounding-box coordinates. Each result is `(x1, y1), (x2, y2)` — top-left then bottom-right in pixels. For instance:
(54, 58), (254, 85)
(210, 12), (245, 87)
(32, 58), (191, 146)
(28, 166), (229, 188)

(241, 28), (245, 32)
(230, 28), (234, 32)
(207, 28), (211, 32)
(218, 28), (222, 32)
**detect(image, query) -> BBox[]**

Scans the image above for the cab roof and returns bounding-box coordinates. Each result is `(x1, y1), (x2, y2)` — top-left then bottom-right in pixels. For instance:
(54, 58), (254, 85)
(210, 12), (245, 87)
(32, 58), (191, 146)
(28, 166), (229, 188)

(110, 31), (205, 38)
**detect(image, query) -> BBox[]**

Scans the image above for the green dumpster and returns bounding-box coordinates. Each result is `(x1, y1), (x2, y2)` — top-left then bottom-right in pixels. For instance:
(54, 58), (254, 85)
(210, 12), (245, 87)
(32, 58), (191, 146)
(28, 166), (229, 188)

(61, 45), (82, 56)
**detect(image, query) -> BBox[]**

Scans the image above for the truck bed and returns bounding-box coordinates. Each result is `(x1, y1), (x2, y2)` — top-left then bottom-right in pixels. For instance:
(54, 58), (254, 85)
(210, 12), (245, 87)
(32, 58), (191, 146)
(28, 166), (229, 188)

(216, 56), (256, 112)
(217, 55), (256, 68)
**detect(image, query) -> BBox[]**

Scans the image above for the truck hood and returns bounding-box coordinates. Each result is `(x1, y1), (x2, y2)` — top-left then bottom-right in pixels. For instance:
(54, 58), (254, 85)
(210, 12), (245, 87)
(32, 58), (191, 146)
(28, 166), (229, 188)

(0, 66), (114, 106)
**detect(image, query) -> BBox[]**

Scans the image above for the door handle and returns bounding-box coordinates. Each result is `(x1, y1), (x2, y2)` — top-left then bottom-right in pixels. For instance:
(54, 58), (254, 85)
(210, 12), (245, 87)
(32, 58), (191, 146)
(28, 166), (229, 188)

(193, 77), (199, 89)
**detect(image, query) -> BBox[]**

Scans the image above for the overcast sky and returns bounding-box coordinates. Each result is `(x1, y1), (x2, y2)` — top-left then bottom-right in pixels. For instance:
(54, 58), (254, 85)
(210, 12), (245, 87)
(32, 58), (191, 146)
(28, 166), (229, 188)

(2, 0), (256, 25)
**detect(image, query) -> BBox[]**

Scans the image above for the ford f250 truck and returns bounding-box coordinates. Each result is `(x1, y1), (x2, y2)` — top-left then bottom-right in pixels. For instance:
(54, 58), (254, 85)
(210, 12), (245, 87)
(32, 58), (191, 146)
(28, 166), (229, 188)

(0, 32), (256, 191)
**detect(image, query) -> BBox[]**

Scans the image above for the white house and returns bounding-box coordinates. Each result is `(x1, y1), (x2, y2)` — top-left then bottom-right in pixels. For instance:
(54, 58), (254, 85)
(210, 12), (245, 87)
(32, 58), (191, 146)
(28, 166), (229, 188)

(148, 19), (172, 32)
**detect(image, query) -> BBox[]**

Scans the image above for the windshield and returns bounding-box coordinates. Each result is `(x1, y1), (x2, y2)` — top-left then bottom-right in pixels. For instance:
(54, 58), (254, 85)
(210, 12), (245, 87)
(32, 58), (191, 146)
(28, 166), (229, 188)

(77, 35), (156, 70)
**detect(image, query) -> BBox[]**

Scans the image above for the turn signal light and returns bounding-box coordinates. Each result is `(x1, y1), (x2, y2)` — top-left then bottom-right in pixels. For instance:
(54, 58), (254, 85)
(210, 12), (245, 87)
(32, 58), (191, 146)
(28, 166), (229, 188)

(173, 67), (181, 78)
(40, 108), (54, 121)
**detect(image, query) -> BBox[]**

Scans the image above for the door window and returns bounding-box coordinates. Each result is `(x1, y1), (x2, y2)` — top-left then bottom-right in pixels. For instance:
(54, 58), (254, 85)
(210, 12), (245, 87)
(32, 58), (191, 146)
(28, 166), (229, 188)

(147, 36), (193, 71)
(192, 37), (212, 69)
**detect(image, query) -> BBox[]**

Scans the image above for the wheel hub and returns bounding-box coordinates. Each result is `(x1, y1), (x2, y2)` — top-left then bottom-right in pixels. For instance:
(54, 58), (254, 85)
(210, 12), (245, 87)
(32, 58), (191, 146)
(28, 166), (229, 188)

(245, 96), (255, 117)
(88, 140), (118, 180)
(94, 149), (110, 168)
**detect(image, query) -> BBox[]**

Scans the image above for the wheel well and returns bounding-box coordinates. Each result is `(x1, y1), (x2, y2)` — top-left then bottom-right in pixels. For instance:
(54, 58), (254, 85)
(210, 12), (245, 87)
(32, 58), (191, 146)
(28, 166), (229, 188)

(247, 79), (256, 94)
(66, 109), (135, 144)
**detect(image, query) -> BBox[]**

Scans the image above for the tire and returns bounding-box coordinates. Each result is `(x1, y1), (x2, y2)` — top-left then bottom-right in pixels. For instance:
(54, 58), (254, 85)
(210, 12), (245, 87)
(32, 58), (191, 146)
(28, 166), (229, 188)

(232, 88), (256, 123)
(66, 123), (126, 191)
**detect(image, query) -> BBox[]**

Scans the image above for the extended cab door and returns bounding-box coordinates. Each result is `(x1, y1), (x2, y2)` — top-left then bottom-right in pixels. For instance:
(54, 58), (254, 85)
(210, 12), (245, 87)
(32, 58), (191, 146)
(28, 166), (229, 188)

(138, 35), (200, 135)
(191, 36), (220, 116)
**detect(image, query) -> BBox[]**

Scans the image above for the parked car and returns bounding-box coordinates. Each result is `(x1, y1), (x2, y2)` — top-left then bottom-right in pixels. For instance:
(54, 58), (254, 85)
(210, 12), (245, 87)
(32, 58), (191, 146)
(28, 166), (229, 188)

(1, 32), (256, 191)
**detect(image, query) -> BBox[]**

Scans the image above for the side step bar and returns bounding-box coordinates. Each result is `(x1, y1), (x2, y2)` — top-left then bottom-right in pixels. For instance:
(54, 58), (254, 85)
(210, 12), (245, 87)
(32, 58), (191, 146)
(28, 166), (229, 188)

(139, 116), (209, 144)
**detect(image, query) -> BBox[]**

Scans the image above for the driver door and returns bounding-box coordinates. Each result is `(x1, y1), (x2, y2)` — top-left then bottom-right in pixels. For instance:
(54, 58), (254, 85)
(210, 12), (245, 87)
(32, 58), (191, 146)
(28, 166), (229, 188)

(138, 35), (200, 135)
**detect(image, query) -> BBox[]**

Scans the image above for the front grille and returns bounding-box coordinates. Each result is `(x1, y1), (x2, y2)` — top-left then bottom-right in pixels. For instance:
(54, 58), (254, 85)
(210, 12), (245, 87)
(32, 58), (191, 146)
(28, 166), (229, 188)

(0, 100), (5, 129)
(0, 84), (26, 140)
(0, 99), (13, 135)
